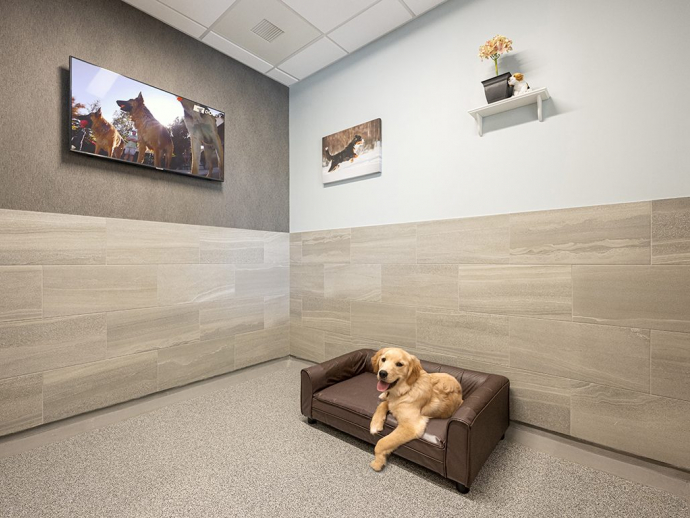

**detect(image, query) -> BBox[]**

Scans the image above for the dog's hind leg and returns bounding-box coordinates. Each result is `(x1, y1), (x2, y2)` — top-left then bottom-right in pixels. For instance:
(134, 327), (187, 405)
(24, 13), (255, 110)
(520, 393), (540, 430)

(114, 140), (125, 160)
(212, 133), (223, 173)
(137, 143), (146, 164)
(191, 139), (201, 175)
(370, 416), (427, 472)
(203, 146), (215, 176)
(165, 144), (173, 170)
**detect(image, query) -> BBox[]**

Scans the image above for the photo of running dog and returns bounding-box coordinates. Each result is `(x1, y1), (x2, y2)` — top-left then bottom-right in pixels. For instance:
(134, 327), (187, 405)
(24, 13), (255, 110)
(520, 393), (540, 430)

(70, 57), (226, 181)
(322, 119), (381, 184)
(117, 92), (174, 169)
(325, 134), (363, 172)
(177, 97), (224, 177)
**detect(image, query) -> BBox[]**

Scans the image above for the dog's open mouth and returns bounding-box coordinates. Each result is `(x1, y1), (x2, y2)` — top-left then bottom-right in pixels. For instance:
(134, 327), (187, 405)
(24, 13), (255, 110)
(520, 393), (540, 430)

(376, 379), (398, 392)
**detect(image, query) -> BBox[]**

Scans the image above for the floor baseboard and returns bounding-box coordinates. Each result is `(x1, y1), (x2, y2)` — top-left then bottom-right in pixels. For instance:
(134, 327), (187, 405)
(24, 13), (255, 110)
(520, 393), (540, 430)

(507, 422), (690, 502)
(0, 356), (311, 460)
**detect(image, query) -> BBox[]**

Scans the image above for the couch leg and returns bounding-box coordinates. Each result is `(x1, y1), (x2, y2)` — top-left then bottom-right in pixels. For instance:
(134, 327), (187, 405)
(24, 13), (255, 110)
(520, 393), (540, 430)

(307, 418), (317, 424)
(456, 482), (470, 494)
(500, 433), (505, 440)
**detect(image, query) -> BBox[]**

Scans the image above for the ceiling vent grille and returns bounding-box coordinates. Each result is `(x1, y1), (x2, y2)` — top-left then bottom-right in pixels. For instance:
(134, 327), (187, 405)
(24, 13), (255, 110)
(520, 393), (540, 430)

(251, 19), (284, 42)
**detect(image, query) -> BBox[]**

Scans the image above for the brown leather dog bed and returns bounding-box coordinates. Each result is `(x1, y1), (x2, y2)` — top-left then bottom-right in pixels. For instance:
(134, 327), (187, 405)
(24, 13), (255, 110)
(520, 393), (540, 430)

(300, 349), (510, 493)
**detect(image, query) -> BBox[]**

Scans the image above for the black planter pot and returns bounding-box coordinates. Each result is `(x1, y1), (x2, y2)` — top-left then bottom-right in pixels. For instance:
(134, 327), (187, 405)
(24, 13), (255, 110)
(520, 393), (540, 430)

(481, 72), (513, 104)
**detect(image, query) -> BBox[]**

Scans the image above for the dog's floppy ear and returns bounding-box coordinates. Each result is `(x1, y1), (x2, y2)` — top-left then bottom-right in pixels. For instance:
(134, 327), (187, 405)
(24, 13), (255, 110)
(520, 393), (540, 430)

(407, 355), (422, 386)
(371, 348), (385, 373)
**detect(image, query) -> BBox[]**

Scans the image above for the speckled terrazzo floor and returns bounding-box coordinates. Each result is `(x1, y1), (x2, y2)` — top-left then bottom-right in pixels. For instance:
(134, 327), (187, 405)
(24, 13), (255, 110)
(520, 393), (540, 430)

(0, 360), (687, 518)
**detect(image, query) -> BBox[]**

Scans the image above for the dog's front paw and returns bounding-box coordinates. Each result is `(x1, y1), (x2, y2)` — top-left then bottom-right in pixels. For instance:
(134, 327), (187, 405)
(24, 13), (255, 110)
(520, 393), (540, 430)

(370, 421), (384, 435)
(370, 459), (385, 472)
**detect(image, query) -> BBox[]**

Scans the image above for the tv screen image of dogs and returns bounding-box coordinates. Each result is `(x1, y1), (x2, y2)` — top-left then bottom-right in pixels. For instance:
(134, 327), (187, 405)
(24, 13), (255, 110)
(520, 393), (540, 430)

(70, 57), (225, 182)
(322, 118), (381, 185)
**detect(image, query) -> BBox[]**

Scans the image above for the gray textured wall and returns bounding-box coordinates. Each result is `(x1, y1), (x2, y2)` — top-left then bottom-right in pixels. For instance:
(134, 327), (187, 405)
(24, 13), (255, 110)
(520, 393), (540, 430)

(0, 0), (289, 232)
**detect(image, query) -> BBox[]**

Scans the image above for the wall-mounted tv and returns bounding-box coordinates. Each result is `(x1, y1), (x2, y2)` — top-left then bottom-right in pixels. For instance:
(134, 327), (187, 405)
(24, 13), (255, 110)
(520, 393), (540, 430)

(69, 56), (225, 182)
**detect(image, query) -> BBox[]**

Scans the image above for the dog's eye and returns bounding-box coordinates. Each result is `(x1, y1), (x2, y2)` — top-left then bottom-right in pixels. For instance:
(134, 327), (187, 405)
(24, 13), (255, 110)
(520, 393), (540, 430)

(381, 358), (386, 362)
(396, 362), (403, 367)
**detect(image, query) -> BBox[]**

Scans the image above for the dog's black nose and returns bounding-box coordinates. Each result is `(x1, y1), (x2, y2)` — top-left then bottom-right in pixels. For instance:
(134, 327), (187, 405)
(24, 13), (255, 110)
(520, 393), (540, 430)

(379, 370), (388, 379)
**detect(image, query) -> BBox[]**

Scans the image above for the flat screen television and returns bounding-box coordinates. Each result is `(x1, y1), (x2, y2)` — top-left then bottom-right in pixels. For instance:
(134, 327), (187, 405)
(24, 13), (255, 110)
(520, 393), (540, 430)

(69, 56), (225, 182)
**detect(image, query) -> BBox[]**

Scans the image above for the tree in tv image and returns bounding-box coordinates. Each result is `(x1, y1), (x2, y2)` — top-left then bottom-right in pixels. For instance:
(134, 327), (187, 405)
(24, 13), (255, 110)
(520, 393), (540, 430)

(70, 58), (225, 181)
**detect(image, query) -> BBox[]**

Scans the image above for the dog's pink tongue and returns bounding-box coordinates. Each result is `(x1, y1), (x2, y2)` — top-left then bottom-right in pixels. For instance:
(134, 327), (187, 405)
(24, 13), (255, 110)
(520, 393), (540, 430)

(377, 380), (390, 392)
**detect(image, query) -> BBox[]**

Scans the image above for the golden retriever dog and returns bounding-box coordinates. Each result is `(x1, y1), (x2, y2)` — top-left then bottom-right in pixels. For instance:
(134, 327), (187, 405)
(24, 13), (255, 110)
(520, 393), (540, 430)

(369, 347), (463, 471)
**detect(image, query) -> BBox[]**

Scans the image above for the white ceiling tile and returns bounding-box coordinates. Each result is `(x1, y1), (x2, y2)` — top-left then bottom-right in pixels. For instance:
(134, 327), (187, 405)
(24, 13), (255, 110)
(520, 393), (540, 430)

(329, 0), (412, 53)
(126, 0), (444, 80)
(157, 0), (238, 27)
(281, 0), (378, 33)
(267, 68), (299, 86)
(278, 37), (346, 80)
(122, 0), (206, 38)
(212, 0), (320, 65)
(400, 0), (447, 16)
(202, 32), (273, 73)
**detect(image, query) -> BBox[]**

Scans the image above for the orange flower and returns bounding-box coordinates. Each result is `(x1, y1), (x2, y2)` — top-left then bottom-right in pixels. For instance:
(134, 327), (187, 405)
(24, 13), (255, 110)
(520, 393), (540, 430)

(478, 35), (513, 61)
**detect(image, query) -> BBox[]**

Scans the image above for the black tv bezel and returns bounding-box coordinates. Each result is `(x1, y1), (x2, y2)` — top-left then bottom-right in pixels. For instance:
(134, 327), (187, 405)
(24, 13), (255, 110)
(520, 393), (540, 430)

(69, 56), (225, 183)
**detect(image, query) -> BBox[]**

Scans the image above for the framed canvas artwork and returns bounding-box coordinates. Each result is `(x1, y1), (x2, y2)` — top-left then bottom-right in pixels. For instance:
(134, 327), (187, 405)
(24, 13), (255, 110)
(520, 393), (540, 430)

(322, 118), (381, 184)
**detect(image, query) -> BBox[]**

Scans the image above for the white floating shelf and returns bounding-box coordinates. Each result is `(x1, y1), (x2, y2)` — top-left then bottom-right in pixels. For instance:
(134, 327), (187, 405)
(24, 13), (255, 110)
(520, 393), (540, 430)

(468, 87), (550, 136)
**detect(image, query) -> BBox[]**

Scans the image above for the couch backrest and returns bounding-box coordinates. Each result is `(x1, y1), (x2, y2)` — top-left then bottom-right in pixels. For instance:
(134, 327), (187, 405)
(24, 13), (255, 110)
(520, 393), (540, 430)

(362, 349), (492, 399)
(419, 359), (491, 399)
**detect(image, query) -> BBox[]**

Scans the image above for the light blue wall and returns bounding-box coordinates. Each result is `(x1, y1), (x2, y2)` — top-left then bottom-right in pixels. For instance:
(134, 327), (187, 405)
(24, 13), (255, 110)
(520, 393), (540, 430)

(290, 0), (690, 232)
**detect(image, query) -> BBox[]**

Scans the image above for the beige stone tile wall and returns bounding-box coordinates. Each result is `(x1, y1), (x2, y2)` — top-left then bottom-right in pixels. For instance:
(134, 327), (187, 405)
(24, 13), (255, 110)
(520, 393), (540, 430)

(0, 209), (289, 436)
(2, 199), (689, 470)
(290, 198), (690, 470)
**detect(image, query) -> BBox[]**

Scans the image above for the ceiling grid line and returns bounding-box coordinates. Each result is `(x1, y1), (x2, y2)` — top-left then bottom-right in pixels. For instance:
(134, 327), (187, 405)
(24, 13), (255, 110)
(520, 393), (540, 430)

(323, 36), (349, 56)
(320, 0), (386, 36)
(397, 0), (416, 17)
(267, 0), (388, 74)
(121, 0), (449, 86)
(200, 0), (244, 40)
(277, 0), (331, 35)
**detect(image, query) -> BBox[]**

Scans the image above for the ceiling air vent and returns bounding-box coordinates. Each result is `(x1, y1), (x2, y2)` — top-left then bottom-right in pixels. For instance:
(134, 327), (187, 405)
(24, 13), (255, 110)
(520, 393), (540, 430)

(251, 19), (284, 43)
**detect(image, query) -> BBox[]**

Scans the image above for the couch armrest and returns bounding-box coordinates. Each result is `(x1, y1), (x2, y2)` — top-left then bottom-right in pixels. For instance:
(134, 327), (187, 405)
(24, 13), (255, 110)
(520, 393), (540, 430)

(445, 375), (510, 487)
(300, 349), (375, 418)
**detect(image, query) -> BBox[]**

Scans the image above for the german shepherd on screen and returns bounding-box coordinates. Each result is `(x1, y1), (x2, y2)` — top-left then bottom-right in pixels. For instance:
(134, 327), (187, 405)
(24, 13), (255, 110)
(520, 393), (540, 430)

(117, 92), (173, 169)
(324, 134), (363, 172)
(81, 108), (126, 159)
(176, 97), (224, 176)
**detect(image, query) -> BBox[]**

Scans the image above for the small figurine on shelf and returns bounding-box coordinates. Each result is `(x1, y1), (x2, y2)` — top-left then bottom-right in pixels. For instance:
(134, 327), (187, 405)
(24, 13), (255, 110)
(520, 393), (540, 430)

(508, 73), (530, 96)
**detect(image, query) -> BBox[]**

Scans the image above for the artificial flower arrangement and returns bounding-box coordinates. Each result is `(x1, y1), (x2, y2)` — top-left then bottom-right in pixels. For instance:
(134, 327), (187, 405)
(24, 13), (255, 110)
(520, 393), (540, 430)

(478, 35), (513, 76)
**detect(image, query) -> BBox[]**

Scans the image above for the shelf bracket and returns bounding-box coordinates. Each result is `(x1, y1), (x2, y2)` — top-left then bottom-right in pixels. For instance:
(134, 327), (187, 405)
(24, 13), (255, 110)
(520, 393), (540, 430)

(537, 94), (543, 122)
(476, 114), (483, 137)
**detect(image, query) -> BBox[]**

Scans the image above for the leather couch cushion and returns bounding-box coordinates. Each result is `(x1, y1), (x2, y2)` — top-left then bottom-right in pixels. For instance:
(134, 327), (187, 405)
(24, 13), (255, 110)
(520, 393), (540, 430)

(313, 372), (448, 462)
